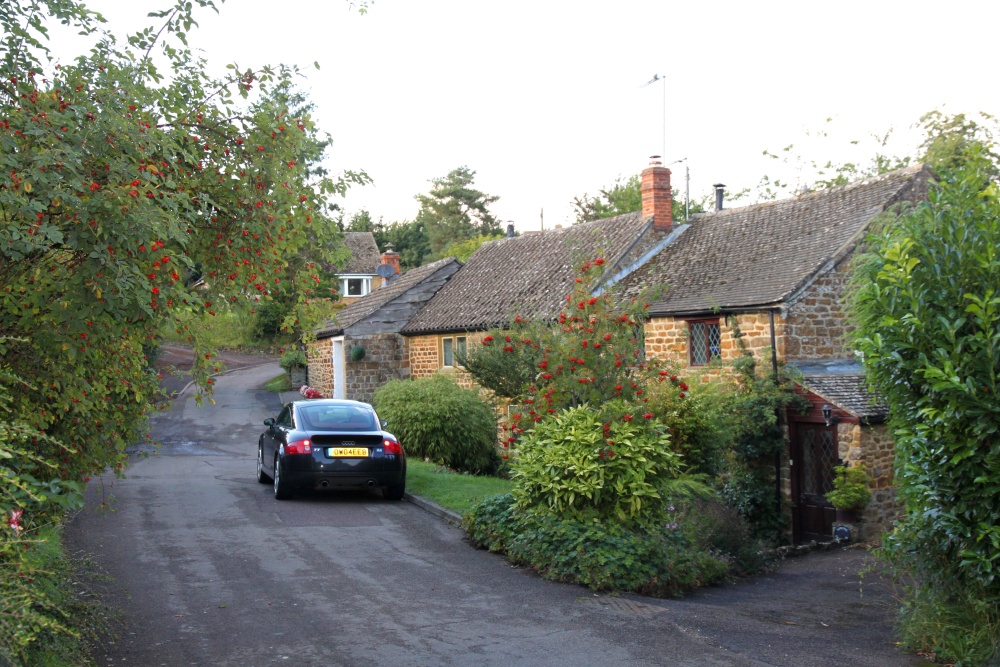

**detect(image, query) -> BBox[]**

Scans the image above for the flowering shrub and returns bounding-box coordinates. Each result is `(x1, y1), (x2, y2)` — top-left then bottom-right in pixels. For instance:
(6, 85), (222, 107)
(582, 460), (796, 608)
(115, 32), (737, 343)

(510, 403), (680, 528)
(298, 385), (323, 399)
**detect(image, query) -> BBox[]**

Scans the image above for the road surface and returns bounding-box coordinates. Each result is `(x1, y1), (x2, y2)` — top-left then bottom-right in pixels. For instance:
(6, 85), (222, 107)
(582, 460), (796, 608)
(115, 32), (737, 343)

(64, 363), (924, 666)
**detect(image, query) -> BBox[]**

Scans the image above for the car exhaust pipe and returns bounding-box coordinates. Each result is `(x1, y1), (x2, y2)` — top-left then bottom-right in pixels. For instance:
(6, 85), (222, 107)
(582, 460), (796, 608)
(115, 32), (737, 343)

(366, 480), (376, 488)
(318, 480), (330, 489)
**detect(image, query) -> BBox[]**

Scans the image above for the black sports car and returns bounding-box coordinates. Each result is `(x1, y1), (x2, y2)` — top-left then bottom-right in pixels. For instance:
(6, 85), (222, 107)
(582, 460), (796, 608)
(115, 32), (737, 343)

(257, 399), (405, 500)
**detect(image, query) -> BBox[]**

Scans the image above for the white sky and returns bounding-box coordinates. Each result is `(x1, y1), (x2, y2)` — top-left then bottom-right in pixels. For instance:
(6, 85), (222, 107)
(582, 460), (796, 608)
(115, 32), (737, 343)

(46, 0), (1000, 231)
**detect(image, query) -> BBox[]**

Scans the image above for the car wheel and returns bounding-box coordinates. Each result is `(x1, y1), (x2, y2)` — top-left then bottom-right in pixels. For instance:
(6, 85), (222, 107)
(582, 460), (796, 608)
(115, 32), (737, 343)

(256, 446), (272, 484)
(273, 455), (292, 500)
(384, 478), (405, 501)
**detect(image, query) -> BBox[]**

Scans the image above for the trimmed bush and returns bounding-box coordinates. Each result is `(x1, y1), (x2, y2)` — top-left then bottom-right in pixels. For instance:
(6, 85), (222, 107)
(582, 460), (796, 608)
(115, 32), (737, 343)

(373, 374), (500, 474)
(510, 403), (680, 528)
(464, 494), (729, 596)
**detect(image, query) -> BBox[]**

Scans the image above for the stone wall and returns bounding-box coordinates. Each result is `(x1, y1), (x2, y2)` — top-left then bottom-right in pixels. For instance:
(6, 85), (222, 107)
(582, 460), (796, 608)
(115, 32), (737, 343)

(644, 311), (786, 366)
(408, 334), (439, 379)
(784, 258), (854, 360)
(342, 333), (409, 404)
(858, 423), (899, 537)
(307, 338), (333, 397)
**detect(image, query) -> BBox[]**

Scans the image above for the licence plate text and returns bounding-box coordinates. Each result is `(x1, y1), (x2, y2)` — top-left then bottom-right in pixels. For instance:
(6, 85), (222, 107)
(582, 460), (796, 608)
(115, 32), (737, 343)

(327, 447), (369, 458)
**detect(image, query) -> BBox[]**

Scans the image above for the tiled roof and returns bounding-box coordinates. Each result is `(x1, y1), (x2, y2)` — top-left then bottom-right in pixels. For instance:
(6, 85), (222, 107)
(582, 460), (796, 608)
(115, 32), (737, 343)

(618, 164), (932, 315)
(798, 375), (888, 422)
(402, 212), (652, 334)
(316, 257), (460, 337)
(339, 232), (381, 274)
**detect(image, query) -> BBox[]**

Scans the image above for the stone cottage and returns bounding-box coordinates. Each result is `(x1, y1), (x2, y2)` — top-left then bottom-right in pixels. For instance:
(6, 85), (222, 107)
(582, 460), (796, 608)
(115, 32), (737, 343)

(308, 257), (460, 402)
(309, 160), (933, 543)
(613, 161), (932, 541)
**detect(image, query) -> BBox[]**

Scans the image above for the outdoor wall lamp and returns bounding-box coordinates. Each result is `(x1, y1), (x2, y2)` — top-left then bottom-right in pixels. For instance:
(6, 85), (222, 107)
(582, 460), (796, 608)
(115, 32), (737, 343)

(822, 404), (840, 427)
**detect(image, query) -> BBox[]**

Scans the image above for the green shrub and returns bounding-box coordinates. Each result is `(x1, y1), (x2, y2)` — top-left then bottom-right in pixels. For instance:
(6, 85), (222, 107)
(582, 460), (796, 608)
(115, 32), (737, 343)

(644, 370), (734, 476)
(373, 374), (501, 474)
(825, 464), (872, 511)
(509, 402), (681, 528)
(675, 497), (771, 576)
(279, 349), (307, 370)
(251, 300), (291, 341)
(464, 494), (729, 596)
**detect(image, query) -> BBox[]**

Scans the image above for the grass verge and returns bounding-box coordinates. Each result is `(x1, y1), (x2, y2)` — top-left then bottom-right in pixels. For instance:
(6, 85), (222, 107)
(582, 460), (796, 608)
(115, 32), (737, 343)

(406, 460), (512, 516)
(1, 523), (114, 666)
(263, 373), (291, 393)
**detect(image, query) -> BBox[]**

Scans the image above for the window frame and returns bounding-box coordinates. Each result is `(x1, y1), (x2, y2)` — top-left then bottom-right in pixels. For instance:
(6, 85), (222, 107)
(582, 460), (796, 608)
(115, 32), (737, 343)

(440, 334), (468, 368)
(339, 275), (372, 298)
(687, 318), (721, 366)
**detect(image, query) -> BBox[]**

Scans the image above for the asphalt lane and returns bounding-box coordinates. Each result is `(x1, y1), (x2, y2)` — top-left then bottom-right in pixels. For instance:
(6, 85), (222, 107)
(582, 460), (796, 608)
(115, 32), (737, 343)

(64, 364), (924, 667)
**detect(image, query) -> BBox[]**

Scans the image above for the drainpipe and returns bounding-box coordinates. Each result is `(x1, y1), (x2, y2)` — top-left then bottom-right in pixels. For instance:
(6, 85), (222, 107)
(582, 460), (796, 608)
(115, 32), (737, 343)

(769, 309), (782, 518)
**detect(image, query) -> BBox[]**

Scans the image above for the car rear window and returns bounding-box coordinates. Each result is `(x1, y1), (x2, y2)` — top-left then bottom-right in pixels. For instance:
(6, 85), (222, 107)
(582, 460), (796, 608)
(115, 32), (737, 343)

(298, 404), (377, 431)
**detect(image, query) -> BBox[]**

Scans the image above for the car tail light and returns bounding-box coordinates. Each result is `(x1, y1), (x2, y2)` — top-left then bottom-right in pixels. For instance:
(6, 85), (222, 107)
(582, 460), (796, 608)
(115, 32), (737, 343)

(285, 439), (312, 455)
(383, 437), (401, 455)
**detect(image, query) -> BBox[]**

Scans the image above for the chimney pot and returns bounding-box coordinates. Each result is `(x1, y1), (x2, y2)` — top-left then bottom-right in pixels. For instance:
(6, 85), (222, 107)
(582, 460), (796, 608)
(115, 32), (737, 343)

(713, 183), (726, 212)
(506, 223), (516, 238)
(641, 161), (673, 233)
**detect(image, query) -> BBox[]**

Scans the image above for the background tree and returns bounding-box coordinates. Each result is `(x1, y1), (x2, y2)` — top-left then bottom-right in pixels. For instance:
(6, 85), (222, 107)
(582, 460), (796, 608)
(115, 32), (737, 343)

(414, 166), (503, 259)
(441, 232), (503, 263)
(849, 150), (1000, 666)
(571, 174), (703, 224)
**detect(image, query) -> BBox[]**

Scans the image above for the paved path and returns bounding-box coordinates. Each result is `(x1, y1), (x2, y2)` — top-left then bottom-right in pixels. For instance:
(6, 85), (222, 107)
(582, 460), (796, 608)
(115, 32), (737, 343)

(64, 364), (925, 666)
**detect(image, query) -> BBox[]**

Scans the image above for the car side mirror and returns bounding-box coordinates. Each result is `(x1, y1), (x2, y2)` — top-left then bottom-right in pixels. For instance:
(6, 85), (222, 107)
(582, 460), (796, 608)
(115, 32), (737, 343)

(380, 419), (388, 428)
(264, 418), (275, 427)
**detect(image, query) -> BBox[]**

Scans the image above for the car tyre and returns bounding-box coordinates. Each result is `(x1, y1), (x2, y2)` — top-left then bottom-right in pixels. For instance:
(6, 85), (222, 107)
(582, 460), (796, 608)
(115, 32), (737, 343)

(273, 455), (293, 500)
(384, 478), (405, 501)
(256, 446), (272, 484)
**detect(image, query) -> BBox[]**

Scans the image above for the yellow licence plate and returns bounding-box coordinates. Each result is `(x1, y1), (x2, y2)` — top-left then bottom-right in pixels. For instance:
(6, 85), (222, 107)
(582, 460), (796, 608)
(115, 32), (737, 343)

(327, 447), (369, 458)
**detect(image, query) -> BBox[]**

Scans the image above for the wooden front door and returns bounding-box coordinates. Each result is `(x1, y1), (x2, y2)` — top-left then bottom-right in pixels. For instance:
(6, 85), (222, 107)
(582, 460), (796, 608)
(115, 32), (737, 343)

(790, 422), (838, 543)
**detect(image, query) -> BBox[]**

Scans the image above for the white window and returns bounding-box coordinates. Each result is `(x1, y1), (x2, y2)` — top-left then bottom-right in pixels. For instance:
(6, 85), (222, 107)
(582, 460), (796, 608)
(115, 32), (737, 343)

(339, 276), (371, 297)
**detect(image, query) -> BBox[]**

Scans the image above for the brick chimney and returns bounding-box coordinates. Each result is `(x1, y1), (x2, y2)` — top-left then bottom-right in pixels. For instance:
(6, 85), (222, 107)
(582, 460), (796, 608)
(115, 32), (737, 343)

(380, 243), (400, 275)
(641, 159), (673, 232)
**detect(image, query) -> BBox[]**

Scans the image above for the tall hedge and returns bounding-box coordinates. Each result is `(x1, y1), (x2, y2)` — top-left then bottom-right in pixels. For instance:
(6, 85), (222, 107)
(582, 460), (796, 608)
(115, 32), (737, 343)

(850, 152), (1000, 665)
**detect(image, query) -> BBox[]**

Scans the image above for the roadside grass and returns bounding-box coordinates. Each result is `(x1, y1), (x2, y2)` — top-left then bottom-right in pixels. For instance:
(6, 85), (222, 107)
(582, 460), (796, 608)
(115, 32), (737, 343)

(406, 460), (512, 515)
(1, 523), (113, 666)
(263, 373), (291, 393)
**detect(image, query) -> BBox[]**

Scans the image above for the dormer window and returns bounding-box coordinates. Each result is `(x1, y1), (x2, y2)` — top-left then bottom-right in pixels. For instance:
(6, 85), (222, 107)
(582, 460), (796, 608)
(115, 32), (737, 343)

(688, 319), (721, 365)
(339, 276), (372, 297)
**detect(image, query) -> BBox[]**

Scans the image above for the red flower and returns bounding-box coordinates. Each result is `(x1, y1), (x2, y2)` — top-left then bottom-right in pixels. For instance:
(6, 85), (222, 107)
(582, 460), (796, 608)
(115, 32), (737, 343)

(577, 301), (586, 310)
(679, 392), (686, 399)
(670, 375), (677, 381)
(581, 341), (588, 348)
(588, 297), (597, 305)
(680, 382), (689, 391)
(595, 257), (604, 265)
(615, 385), (623, 391)
(604, 333), (611, 341)
(643, 413), (653, 419)
(623, 414), (632, 421)
(538, 360), (548, 369)
(515, 315), (522, 323)
(503, 345), (514, 352)
(482, 335), (494, 344)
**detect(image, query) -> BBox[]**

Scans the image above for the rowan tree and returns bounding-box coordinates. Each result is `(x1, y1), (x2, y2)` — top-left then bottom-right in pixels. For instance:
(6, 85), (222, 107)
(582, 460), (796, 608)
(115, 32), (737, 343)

(0, 0), (365, 492)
